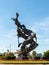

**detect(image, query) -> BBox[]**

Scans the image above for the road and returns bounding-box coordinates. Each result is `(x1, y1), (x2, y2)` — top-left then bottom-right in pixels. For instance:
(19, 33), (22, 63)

(0, 64), (49, 65)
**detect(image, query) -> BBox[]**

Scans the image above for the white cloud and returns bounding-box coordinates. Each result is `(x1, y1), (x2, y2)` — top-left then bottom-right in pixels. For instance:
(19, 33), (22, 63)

(30, 17), (49, 46)
(0, 16), (49, 53)
(0, 28), (18, 52)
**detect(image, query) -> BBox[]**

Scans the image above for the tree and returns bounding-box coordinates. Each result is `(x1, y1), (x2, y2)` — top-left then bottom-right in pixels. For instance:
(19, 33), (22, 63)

(32, 51), (36, 59)
(43, 50), (49, 60)
(2, 52), (16, 60)
(27, 52), (32, 59)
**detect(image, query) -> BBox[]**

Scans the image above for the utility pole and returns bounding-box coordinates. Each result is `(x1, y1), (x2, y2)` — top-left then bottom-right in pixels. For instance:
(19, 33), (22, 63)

(10, 44), (11, 52)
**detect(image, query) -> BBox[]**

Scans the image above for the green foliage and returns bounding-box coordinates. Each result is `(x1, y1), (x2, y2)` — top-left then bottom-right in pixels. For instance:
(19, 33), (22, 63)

(32, 51), (36, 58)
(27, 53), (32, 59)
(2, 52), (16, 60)
(0, 53), (2, 59)
(35, 56), (40, 59)
(43, 50), (49, 60)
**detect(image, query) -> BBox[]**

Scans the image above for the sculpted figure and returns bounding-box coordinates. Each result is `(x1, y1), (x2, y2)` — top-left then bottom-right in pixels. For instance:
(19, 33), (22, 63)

(12, 13), (38, 59)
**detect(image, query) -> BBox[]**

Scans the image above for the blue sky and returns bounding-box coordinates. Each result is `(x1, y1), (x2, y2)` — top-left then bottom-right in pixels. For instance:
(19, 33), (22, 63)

(0, 0), (49, 53)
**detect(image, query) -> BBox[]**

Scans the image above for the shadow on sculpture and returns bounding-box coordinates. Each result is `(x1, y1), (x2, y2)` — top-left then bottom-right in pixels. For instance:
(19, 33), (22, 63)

(11, 13), (38, 60)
